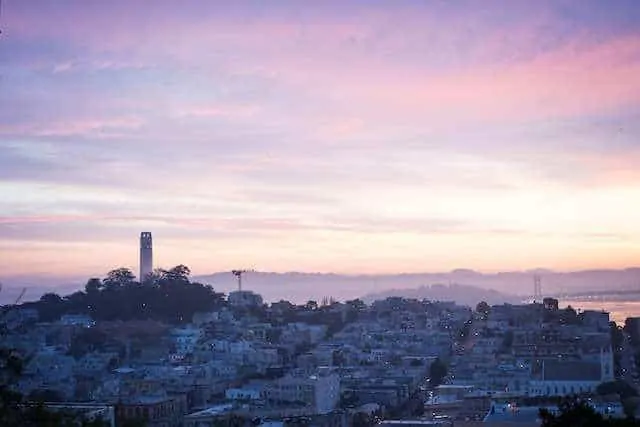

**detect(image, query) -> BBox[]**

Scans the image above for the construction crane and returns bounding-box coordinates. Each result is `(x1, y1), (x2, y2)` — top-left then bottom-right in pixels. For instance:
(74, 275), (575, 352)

(0, 282), (27, 324)
(0, 282), (26, 305)
(14, 287), (26, 305)
(231, 269), (254, 292)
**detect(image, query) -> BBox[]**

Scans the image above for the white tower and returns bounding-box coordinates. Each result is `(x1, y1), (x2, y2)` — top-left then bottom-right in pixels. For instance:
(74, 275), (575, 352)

(139, 232), (153, 281)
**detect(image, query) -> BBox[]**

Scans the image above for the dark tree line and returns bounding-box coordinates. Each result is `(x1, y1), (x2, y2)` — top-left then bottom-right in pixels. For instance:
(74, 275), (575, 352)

(25, 265), (225, 324)
(429, 358), (448, 387)
(540, 397), (640, 426)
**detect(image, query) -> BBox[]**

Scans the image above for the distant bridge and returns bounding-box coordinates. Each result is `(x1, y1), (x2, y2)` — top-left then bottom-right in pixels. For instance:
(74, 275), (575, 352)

(524, 289), (640, 302)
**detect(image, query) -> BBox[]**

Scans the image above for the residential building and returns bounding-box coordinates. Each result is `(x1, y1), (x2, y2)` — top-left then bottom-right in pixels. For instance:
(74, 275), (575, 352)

(228, 290), (264, 308)
(116, 393), (188, 427)
(264, 369), (340, 414)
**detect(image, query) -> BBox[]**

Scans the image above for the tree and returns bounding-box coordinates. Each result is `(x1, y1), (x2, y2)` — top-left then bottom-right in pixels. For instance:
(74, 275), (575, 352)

(103, 268), (136, 289)
(332, 349), (347, 367)
(84, 278), (103, 295)
(625, 318), (640, 345)
(429, 358), (448, 387)
(458, 320), (472, 340)
(40, 293), (63, 305)
(346, 299), (367, 311)
(142, 268), (164, 285)
(596, 380), (638, 399)
(5, 265), (225, 325)
(539, 397), (603, 427)
(305, 300), (318, 311)
(559, 305), (579, 325)
(476, 301), (491, 318)
(539, 396), (640, 426)
(27, 389), (63, 402)
(38, 293), (65, 322)
(162, 264), (191, 283)
(623, 398), (640, 420)
(352, 411), (374, 427)
(501, 330), (514, 351)
(611, 322), (625, 349)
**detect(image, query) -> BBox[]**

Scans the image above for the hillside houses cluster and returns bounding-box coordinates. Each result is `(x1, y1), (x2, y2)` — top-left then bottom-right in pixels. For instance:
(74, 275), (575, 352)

(1, 290), (626, 426)
(429, 298), (619, 423)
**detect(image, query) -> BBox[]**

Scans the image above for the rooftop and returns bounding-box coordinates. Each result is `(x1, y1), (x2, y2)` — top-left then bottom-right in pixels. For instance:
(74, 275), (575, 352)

(379, 421), (452, 426)
(483, 404), (549, 424)
(542, 360), (601, 382)
(185, 404), (234, 418)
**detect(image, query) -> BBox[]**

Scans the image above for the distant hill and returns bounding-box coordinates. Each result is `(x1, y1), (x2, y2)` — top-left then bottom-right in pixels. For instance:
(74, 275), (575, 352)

(195, 268), (640, 304)
(3, 267), (640, 306)
(360, 283), (521, 307)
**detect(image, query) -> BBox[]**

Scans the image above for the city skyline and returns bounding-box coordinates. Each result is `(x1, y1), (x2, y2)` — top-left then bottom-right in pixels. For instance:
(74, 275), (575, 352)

(1, 1), (640, 278)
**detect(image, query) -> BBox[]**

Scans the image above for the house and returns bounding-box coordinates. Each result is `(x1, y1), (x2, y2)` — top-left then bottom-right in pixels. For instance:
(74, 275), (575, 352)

(228, 290), (264, 308)
(192, 311), (220, 326)
(170, 326), (203, 356)
(59, 314), (95, 328)
(183, 404), (234, 427)
(528, 360), (604, 396)
(225, 386), (262, 401)
(19, 349), (77, 399)
(116, 393), (188, 427)
(75, 352), (119, 376)
(43, 403), (117, 427)
(580, 311), (610, 332)
(264, 369), (340, 414)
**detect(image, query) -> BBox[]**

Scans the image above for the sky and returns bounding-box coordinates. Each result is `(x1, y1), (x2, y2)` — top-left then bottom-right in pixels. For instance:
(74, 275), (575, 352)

(1, 0), (640, 280)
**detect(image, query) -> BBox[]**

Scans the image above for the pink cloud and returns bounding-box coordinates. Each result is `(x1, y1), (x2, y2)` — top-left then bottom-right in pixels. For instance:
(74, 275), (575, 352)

(174, 105), (260, 119)
(8, 2), (638, 127)
(0, 116), (144, 137)
(51, 59), (151, 73)
(268, 35), (640, 125)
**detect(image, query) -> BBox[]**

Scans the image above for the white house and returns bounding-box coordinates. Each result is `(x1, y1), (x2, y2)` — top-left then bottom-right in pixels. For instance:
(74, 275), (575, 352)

(170, 326), (203, 356)
(264, 368), (340, 414)
(225, 386), (262, 401)
(59, 314), (95, 328)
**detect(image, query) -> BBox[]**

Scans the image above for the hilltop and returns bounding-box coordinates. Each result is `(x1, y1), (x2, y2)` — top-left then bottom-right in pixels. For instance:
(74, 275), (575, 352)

(360, 283), (520, 306)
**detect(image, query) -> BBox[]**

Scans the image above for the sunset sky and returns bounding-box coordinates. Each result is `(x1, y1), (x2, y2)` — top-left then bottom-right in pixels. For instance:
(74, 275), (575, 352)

(1, 0), (640, 280)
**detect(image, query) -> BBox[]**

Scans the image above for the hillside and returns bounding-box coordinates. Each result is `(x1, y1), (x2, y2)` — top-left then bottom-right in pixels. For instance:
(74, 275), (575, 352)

(360, 283), (521, 306)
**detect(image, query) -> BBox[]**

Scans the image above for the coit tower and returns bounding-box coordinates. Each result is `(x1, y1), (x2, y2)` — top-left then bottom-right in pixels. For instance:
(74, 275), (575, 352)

(139, 232), (153, 281)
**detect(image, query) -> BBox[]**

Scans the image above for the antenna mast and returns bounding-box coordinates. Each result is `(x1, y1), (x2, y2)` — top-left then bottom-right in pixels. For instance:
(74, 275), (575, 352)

(232, 269), (254, 292)
(533, 275), (542, 303)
